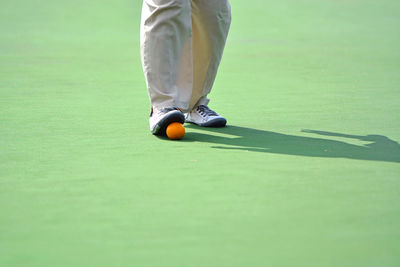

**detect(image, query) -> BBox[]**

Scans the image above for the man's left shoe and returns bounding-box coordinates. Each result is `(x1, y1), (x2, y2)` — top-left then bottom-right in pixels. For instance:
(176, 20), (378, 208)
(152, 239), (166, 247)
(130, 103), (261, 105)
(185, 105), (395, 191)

(185, 105), (227, 127)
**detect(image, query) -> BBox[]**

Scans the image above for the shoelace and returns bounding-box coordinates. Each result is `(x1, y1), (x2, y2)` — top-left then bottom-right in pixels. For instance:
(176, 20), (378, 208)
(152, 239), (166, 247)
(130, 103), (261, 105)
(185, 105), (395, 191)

(196, 105), (218, 117)
(151, 107), (181, 117)
(160, 107), (181, 113)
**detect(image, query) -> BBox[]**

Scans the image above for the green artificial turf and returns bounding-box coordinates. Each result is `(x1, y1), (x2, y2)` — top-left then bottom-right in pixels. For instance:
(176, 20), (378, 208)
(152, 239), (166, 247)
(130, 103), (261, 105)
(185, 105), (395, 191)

(1, 0), (400, 266)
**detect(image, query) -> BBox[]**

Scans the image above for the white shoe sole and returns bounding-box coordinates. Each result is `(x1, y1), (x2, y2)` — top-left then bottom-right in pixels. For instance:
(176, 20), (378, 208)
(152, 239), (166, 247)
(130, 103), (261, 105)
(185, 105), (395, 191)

(186, 117), (227, 127)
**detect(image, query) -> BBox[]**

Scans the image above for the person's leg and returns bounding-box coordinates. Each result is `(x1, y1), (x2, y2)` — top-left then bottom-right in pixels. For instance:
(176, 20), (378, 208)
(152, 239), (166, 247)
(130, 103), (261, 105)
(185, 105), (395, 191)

(141, 0), (192, 134)
(189, 0), (231, 110)
(140, 0), (193, 111)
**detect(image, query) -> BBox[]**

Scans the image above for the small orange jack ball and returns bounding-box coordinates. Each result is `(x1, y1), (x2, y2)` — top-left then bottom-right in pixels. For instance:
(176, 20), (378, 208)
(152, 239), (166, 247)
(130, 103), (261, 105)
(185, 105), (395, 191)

(166, 122), (185, 140)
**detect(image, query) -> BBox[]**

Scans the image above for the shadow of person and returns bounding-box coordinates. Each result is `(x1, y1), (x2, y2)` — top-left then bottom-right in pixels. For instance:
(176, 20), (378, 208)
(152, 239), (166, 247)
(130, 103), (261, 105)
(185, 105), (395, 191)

(184, 125), (400, 163)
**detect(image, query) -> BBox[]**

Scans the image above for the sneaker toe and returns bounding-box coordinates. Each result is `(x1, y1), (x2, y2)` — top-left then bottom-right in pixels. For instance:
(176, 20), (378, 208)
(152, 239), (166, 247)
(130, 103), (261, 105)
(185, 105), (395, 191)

(151, 110), (185, 135)
(201, 116), (227, 127)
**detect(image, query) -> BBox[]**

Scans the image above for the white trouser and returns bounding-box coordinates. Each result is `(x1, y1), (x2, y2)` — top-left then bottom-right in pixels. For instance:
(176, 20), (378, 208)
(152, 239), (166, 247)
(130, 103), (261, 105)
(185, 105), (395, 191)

(140, 0), (231, 112)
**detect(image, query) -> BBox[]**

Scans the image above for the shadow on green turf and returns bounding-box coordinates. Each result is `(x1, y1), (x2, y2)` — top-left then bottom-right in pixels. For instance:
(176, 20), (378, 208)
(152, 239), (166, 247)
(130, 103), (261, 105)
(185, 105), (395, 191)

(184, 125), (400, 163)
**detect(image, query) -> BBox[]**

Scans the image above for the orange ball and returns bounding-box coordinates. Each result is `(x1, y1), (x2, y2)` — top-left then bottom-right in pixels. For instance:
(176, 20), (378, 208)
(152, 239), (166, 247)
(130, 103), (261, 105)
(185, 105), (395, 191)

(166, 122), (185, 140)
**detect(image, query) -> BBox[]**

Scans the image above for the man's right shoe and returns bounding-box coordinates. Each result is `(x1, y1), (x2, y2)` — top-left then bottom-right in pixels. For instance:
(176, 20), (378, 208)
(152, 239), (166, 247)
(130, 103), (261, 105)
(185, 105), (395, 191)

(149, 107), (185, 135)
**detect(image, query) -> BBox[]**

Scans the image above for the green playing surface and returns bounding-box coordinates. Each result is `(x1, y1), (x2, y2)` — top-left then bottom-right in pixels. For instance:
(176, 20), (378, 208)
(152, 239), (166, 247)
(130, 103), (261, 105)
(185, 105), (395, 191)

(1, 0), (400, 266)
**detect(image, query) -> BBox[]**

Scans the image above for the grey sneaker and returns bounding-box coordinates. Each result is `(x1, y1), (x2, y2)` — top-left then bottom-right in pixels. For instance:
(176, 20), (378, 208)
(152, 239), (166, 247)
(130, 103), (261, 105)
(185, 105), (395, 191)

(149, 107), (185, 135)
(185, 105), (227, 127)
